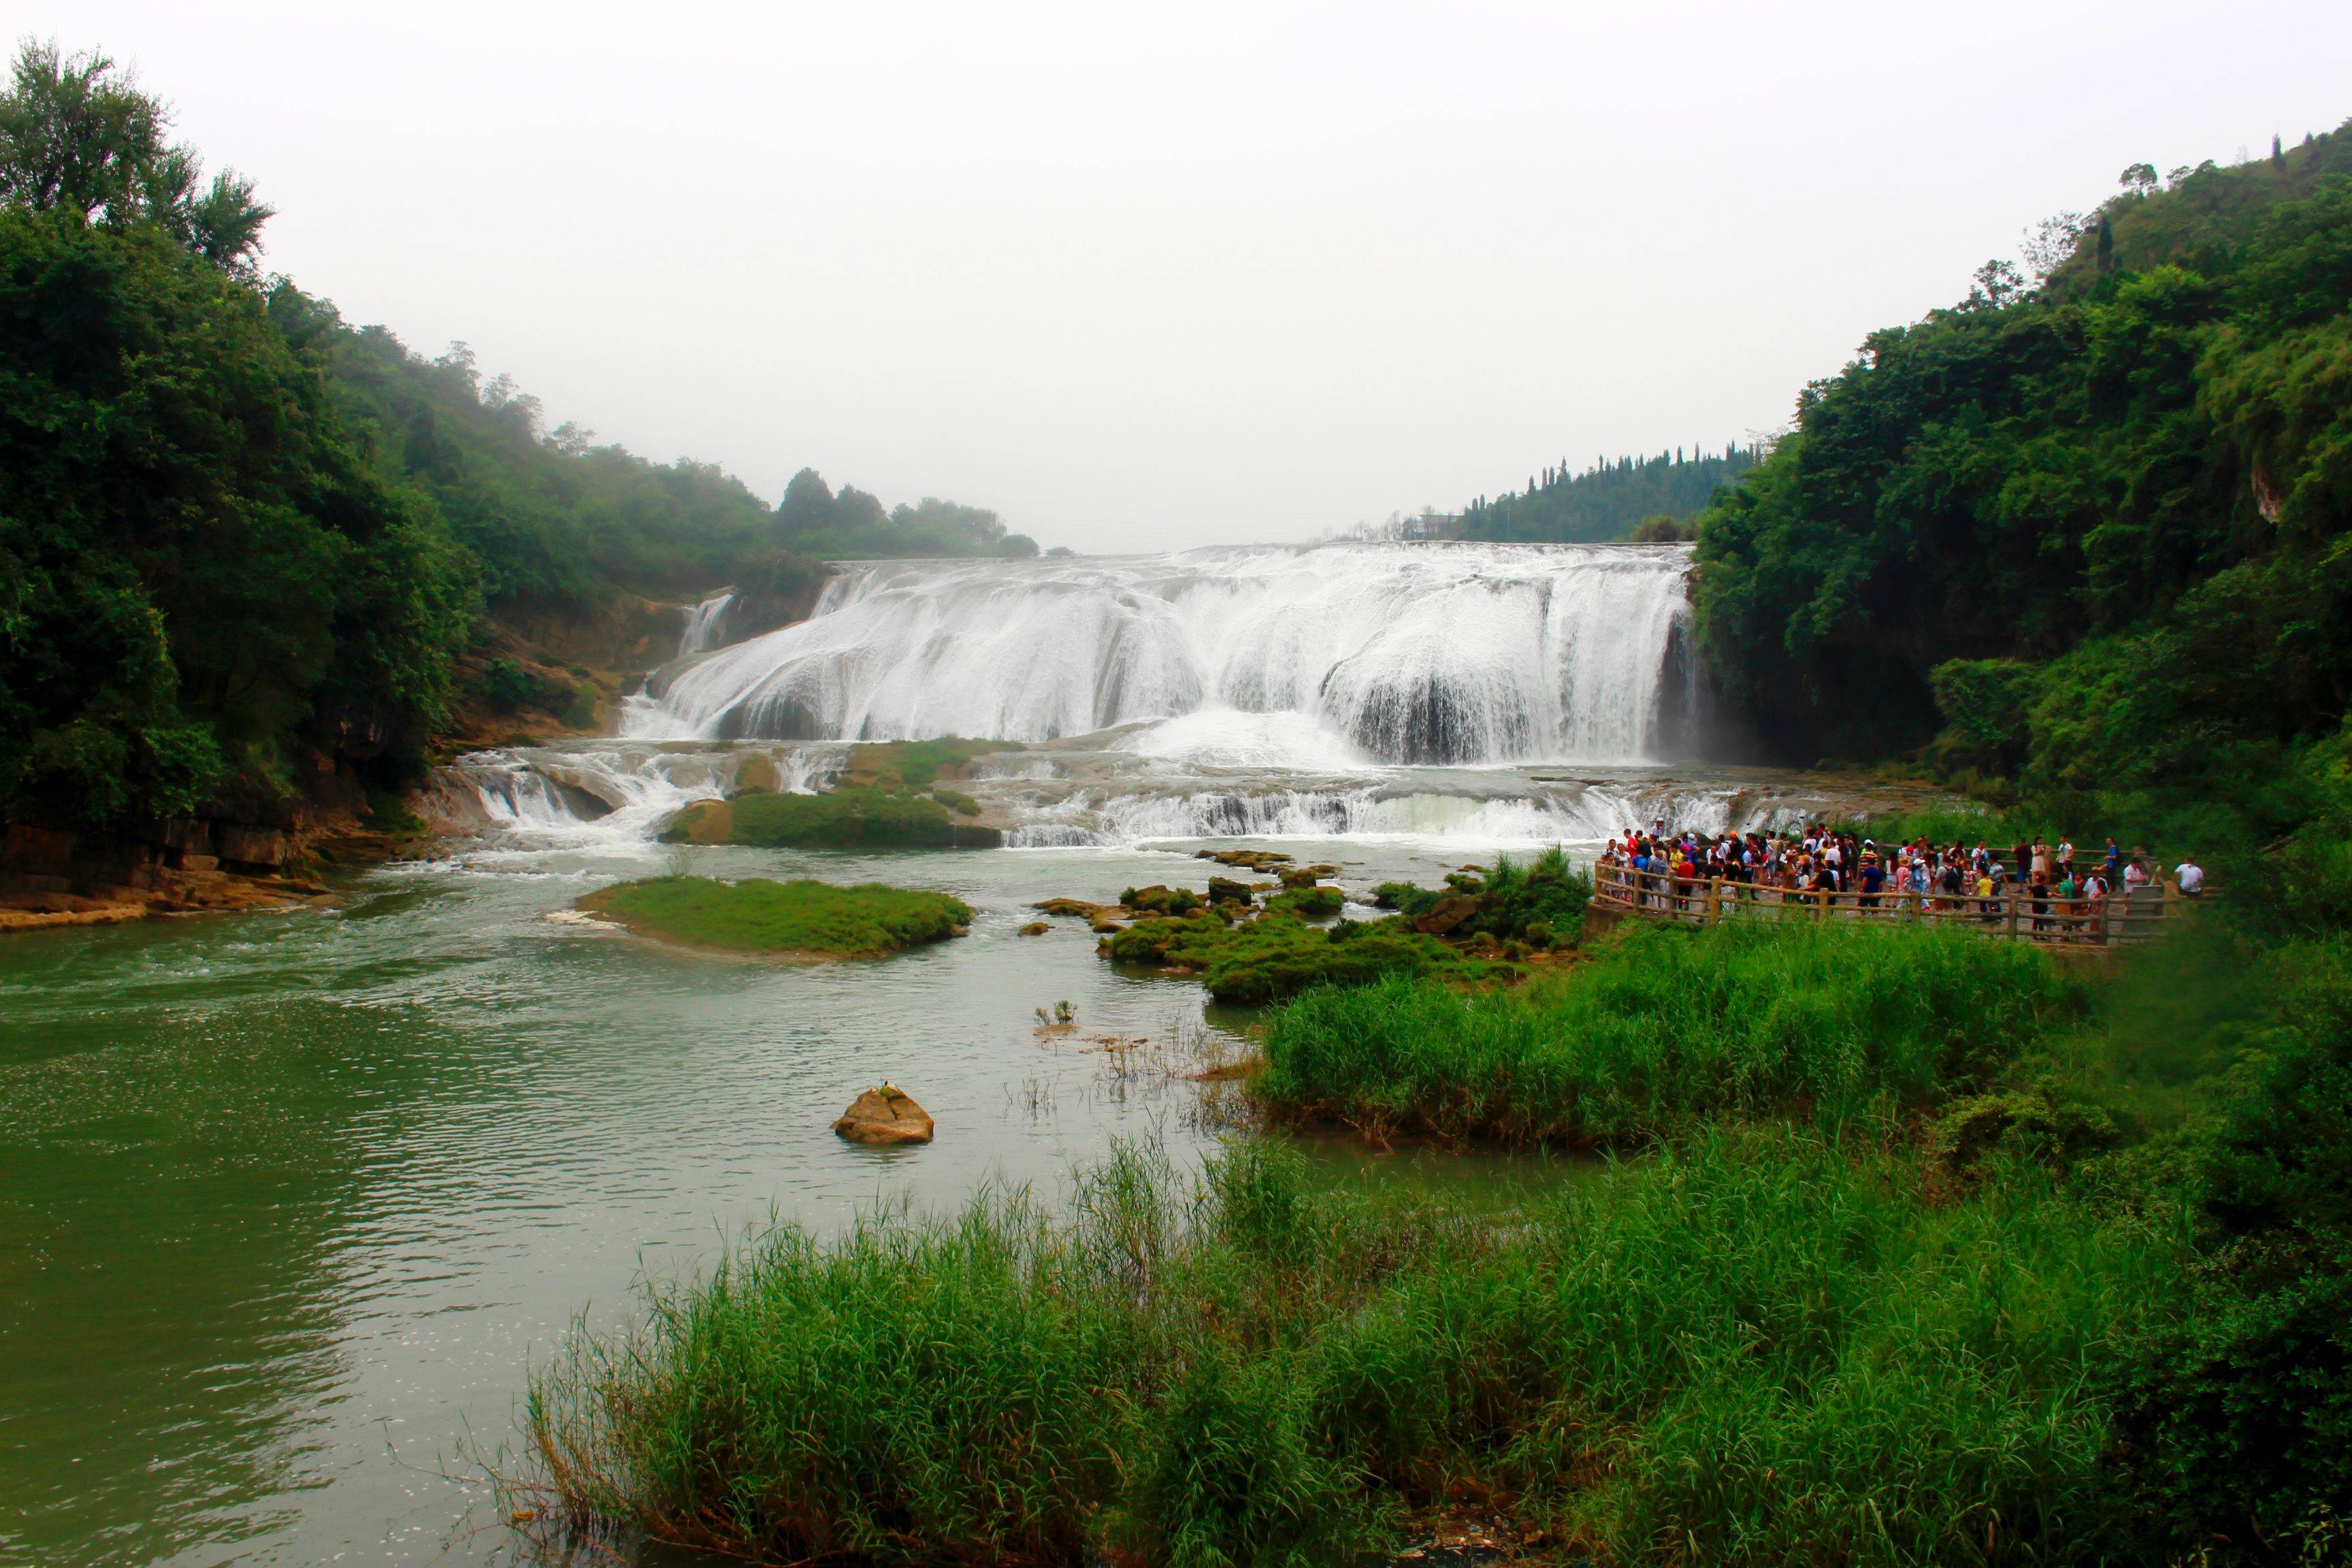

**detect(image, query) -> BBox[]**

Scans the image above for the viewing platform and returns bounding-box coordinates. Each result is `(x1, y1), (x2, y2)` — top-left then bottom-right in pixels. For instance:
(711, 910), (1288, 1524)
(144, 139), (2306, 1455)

(1589, 862), (2197, 947)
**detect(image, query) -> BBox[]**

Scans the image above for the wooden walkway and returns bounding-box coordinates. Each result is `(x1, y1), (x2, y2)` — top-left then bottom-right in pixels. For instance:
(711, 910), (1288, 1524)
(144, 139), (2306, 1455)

(1590, 863), (2195, 947)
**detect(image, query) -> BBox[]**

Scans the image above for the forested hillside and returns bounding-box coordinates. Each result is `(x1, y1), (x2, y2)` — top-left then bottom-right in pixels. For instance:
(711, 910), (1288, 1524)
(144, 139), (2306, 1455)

(1694, 121), (2352, 844)
(1454, 445), (1760, 542)
(0, 42), (1023, 838)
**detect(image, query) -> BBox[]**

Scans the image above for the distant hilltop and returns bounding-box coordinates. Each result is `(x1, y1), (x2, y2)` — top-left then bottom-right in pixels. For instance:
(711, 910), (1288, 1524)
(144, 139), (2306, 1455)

(1341, 445), (1763, 545)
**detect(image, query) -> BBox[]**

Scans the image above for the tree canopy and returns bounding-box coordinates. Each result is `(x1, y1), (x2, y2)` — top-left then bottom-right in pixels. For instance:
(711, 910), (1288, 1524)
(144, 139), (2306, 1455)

(772, 467), (1039, 559)
(1453, 446), (1761, 543)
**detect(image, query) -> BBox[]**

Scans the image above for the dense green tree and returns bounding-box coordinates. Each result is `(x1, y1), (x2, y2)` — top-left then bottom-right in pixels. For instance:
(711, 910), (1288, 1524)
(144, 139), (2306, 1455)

(0, 41), (272, 274)
(0, 208), (473, 829)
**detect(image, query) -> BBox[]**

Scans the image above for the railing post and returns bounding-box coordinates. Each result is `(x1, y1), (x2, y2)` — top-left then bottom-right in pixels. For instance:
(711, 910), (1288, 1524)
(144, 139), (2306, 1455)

(2007, 888), (2021, 940)
(1707, 877), (1721, 926)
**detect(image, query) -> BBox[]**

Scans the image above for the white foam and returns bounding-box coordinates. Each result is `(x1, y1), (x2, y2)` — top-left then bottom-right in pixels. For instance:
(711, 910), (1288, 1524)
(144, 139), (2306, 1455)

(624, 542), (1695, 765)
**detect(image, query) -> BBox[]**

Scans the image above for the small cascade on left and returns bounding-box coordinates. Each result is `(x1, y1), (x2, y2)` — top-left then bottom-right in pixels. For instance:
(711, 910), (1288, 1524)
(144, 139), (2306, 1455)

(419, 742), (843, 853)
(674, 591), (734, 658)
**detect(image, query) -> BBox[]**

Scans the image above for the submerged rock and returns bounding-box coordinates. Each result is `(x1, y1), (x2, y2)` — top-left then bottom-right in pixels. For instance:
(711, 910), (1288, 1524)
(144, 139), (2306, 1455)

(834, 1083), (934, 1145)
(1019, 919), (1051, 936)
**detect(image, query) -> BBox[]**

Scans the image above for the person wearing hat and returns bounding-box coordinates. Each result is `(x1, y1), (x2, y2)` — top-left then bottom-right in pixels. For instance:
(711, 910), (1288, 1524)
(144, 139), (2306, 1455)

(1858, 848), (1886, 910)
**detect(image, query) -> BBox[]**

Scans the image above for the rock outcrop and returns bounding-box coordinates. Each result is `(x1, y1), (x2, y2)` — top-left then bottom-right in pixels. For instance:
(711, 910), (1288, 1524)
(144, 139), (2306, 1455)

(834, 1084), (935, 1145)
(1412, 894), (1484, 936)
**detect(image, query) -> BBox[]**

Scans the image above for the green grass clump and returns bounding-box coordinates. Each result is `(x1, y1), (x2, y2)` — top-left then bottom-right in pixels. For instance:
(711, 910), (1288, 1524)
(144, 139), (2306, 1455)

(1260, 919), (2079, 1144)
(660, 789), (1001, 848)
(874, 737), (985, 790)
(1265, 885), (1343, 918)
(578, 876), (971, 957)
(1105, 909), (1505, 1005)
(1373, 846), (1590, 944)
(526, 1130), (2178, 1567)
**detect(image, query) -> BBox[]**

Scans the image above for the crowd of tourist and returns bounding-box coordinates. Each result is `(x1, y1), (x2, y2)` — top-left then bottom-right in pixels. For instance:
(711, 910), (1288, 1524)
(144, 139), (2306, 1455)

(1597, 821), (2204, 932)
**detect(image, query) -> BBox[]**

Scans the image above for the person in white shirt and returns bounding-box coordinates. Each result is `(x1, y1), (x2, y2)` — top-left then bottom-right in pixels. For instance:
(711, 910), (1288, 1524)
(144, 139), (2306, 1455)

(2174, 856), (2204, 896)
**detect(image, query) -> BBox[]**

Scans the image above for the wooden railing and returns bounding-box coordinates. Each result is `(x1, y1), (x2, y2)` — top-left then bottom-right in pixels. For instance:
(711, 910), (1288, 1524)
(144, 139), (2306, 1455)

(1590, 862), (2196, 947)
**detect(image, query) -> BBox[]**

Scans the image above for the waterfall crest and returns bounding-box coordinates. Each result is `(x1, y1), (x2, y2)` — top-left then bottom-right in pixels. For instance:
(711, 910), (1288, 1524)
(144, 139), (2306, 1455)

(627, 542), (1696, 765)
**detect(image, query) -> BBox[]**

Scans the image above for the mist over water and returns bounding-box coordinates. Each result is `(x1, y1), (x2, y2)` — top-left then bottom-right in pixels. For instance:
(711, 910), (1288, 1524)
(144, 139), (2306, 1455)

(629, 542), (1703, 767)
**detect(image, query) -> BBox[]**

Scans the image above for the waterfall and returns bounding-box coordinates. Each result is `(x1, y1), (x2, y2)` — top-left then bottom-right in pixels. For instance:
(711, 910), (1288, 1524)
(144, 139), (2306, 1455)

(626, 542), (1697, 765)
(675, 591), (735, 657)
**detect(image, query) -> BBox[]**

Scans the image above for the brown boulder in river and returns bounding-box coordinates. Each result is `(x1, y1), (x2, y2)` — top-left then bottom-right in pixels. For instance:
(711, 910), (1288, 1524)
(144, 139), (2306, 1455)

(834, 1083), (935, 1144)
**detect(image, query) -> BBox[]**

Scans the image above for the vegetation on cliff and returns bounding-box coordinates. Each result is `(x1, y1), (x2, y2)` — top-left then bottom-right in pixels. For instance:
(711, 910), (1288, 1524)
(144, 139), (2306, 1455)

(577, 876), (970, 958)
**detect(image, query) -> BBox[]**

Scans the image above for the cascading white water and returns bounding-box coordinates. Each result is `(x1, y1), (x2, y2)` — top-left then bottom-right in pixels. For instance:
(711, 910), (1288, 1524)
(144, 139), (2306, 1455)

(675, 592), (735, 658)
(626, 542), (1697, 766)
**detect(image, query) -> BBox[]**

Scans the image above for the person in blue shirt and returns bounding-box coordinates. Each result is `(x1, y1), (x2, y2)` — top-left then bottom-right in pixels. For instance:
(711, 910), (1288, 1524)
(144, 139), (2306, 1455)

(1859, 853), (1886, 909)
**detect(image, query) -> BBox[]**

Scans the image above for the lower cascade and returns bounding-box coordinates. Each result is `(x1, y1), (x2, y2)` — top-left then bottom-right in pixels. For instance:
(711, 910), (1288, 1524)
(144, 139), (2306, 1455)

(626, 541), (1703, 766)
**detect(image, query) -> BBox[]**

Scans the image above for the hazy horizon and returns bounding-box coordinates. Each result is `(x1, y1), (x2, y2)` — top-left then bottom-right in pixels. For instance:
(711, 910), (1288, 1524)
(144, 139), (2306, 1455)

(22, 0), (2352, 550)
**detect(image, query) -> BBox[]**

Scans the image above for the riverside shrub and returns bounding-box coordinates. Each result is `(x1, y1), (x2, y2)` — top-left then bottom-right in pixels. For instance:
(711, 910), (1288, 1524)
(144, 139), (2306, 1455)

(1260, 919), (2080, 1143)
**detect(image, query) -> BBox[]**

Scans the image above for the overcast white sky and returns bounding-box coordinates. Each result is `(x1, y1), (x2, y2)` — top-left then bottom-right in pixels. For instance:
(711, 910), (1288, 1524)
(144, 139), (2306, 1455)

(18, 2), (2352, 549)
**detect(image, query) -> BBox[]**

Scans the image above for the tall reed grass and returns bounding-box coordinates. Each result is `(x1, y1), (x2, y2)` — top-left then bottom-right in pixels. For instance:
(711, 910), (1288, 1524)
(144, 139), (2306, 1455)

(1258, 920), (2080, 1145)
(525, 1130), (2178, 1566)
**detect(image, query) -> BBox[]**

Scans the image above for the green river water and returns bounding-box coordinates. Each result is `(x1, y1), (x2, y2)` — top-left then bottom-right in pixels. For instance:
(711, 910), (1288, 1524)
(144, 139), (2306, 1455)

(0, 836), (1570, 1567)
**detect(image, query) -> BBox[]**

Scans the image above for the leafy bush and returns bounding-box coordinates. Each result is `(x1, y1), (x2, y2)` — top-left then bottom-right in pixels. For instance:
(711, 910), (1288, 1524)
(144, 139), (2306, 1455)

(2111, 935), (2352, 1557)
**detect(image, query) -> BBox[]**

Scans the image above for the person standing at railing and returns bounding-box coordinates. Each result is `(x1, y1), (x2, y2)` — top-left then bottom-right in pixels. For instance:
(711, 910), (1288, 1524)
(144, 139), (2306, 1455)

(1859, 852), (1886, 911)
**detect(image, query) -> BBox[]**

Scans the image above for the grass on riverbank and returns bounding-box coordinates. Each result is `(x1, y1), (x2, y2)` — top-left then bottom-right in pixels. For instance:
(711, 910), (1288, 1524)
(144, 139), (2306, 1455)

(523, 1129), (2182, 1567)
(578, 876), (970, 958)
(1103, 907), (1515, 1005)
(1259, 919), (2080, 1145)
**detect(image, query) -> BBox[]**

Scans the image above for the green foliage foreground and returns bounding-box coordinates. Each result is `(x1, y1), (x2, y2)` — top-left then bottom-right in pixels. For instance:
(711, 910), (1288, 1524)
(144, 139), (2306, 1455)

(577, 876), (970, 958)
(525, 1130), (2178, 1567)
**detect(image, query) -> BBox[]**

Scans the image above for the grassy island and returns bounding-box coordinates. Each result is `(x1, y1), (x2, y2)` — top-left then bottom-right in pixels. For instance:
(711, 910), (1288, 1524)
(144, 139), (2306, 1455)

(659, 740), (1007, 849)
(577, 876), (971, 958)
